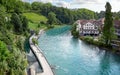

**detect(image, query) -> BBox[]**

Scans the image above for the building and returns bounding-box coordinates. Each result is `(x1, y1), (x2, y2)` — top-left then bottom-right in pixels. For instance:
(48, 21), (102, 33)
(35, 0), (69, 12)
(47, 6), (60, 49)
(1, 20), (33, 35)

(76, 18), (120, 37)
(76, 19), (104, 36)
(114, 20), (120, 39)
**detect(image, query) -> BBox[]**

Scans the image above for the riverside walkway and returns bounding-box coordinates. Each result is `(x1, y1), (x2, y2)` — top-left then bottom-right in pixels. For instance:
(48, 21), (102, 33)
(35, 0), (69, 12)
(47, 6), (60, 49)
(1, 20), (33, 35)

(29, 30), (54, 75)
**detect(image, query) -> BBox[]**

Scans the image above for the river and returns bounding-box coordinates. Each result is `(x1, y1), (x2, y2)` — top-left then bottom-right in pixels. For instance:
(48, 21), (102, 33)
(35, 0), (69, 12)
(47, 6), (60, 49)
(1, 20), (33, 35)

(38, 26), (120, 75)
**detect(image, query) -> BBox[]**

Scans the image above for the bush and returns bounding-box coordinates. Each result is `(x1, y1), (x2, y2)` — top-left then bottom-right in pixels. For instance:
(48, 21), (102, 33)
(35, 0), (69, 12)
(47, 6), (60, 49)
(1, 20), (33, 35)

(32, 38), (38, 45)
(38, 24), (41, 28)
(80, 36), (105, 47)
(71, 30), (79, 38)
(29, 19), (34, 23)
(35, 30), (39, 35)
(40, 21), (46, 24)
(47, 25), (54, 29)
(24, 31), (29, 37)
(83, 36), (93, 44)
(71, 23), (79, 38)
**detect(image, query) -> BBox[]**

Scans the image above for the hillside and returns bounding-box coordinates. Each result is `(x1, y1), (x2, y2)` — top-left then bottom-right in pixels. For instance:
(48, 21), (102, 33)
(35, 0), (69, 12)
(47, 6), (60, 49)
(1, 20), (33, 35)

(23, 12), (48, 23)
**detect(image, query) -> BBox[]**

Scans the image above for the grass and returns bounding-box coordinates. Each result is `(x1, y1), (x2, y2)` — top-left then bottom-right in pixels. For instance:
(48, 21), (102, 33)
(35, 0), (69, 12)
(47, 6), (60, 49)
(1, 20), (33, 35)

(23, 12), (48, 23)
(28, 22), (38, 30)
(28, 22), (47, 30)
(23, 12), (67, 31)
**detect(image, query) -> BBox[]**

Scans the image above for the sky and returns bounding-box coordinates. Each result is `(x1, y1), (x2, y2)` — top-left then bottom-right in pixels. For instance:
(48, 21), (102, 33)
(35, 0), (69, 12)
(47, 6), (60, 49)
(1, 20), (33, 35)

(22, 0), (120, 12)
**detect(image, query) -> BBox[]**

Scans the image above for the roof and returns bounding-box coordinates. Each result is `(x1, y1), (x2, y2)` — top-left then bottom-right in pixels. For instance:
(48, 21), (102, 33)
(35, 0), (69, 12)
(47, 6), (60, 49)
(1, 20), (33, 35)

(76, 18), (120, 29)
(76, 18), (104, 26)
(114, 20), (120, 28)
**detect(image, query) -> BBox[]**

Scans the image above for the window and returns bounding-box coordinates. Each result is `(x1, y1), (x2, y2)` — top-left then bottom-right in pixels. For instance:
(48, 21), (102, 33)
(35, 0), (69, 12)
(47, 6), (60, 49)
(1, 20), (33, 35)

(95, 26), (98, 29)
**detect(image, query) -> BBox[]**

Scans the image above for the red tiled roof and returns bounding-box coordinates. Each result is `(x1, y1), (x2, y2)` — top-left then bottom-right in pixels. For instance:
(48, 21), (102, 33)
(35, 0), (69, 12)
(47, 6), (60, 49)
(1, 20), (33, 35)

(76, 18), (120, 29)
(77, 18), (104, 26)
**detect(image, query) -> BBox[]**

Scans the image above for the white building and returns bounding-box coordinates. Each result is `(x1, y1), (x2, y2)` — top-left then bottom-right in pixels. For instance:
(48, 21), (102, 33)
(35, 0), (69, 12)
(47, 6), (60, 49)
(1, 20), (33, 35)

(76, 19), (104, 36)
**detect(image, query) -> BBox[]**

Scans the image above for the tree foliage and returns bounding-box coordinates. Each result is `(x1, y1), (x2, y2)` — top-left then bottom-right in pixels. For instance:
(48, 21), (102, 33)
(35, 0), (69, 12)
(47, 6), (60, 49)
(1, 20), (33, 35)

(0, 41), (10, 61)
(11, 13), (23, 33)
(31, 2), (97, 24)
(102, 2), (117, 45)
(47, 12), (58, 25)
(0, 41), (27, 75)
(0, 0), (28, 74)
(22, 16), (28, 31)
(71, 24), (79, 38)
(11, 13), (28, 34)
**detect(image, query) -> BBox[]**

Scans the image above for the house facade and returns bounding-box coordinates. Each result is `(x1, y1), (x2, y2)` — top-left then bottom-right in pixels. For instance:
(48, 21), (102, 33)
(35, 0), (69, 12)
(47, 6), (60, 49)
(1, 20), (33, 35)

(76, 18), (120, 37)
(76, 19), (104, 36)
(114, 20), (120, 39)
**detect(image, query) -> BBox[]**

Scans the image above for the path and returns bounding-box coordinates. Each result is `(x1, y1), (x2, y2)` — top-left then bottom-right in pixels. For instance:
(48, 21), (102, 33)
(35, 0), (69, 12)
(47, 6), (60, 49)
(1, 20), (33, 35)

(29, 30), (54, 75)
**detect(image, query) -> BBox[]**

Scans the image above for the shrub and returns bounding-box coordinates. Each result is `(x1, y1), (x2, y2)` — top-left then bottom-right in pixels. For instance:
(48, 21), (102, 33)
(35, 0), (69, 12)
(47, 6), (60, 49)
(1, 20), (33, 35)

(32, 38), (38, 45)
(80, 36), (106, 47)
(35, 30), (39, 35)
(40, 21), (46, 24)
(38, 24), (41, 28)
(47, 25), (54, 29)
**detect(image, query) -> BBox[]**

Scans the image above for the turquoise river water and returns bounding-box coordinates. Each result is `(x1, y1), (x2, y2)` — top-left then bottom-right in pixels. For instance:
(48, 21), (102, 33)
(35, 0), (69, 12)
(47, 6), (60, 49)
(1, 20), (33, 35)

(38, 26), (120, 75)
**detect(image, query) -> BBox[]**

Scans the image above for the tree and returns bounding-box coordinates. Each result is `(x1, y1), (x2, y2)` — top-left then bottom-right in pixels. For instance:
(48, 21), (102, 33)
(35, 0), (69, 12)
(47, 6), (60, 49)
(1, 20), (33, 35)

(23, 2), (31, 11)
(47, 12), (58, 25)
(0, 5), (6, 30)
(71, 23), (79, 38)
(11, 13), (23, 33)
(0, 41), (10, 61)
(12, 0), (24, 14)
(22, 16), (28, 31)
(0, 41), (10, 74)
(19, 15), (28, 32)
(102, 2), (117, 45)
(0, 0), (18, 12)
(31, 2), (43, 11)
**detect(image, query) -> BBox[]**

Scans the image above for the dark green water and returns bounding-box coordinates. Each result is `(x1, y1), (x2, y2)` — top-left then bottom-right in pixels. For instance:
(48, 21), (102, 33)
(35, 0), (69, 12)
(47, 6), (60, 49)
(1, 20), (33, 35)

(38, 26), (120, 75)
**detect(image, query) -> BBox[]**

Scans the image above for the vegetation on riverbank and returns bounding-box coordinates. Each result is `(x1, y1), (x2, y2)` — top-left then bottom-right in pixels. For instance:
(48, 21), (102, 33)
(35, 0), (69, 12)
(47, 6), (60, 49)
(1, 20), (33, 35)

(71, 23), (79, 38)
(32, 38), (38, 45)
(102, 2), (117, 45)
(0, 0), (30, 74)
(80, 36), (109, 47)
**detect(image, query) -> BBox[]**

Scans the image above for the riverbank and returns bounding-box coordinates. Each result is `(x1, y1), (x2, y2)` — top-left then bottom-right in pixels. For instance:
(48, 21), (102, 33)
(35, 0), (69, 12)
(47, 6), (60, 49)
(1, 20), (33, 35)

(29, 29), (54, 75)
(79, 36), (120, 54)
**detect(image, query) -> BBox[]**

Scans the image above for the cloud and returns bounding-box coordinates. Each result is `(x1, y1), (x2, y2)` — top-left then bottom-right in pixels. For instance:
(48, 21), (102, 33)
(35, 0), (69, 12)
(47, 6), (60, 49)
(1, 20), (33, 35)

(55, 1), (70, 8)
(22, 0), (54, 3)
(22, 0), (120, 12)
(71, 0), (105, 5)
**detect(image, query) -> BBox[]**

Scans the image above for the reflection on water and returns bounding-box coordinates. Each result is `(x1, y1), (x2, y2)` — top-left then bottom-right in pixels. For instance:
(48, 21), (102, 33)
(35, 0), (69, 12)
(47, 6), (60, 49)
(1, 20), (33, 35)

(38, 26), (120, 75)
(99, 51), (110, 75)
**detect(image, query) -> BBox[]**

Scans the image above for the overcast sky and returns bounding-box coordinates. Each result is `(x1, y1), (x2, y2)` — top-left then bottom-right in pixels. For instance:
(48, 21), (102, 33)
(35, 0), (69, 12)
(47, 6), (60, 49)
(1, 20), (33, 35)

(22, 0), (120, 12)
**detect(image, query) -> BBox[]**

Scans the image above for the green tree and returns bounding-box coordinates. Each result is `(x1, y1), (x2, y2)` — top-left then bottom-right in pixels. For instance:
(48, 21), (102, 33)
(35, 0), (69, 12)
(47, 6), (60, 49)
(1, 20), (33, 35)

(47, 12), (58, 25)
(0, 5), (6, 30)
(31, 2), (43, 11)
(0, 0), (18, 12)
(14, 0), (24, 13)
(0, 41), (10, 74)
(71, 23), (79, 38)
(22, 16), (28, 31)
(19, 15), (29, 32)
(8, 49), (28, 75)
(11, 13), (23, 33)
(102, 2), (117, 45)
(23, 2), (31, 11)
